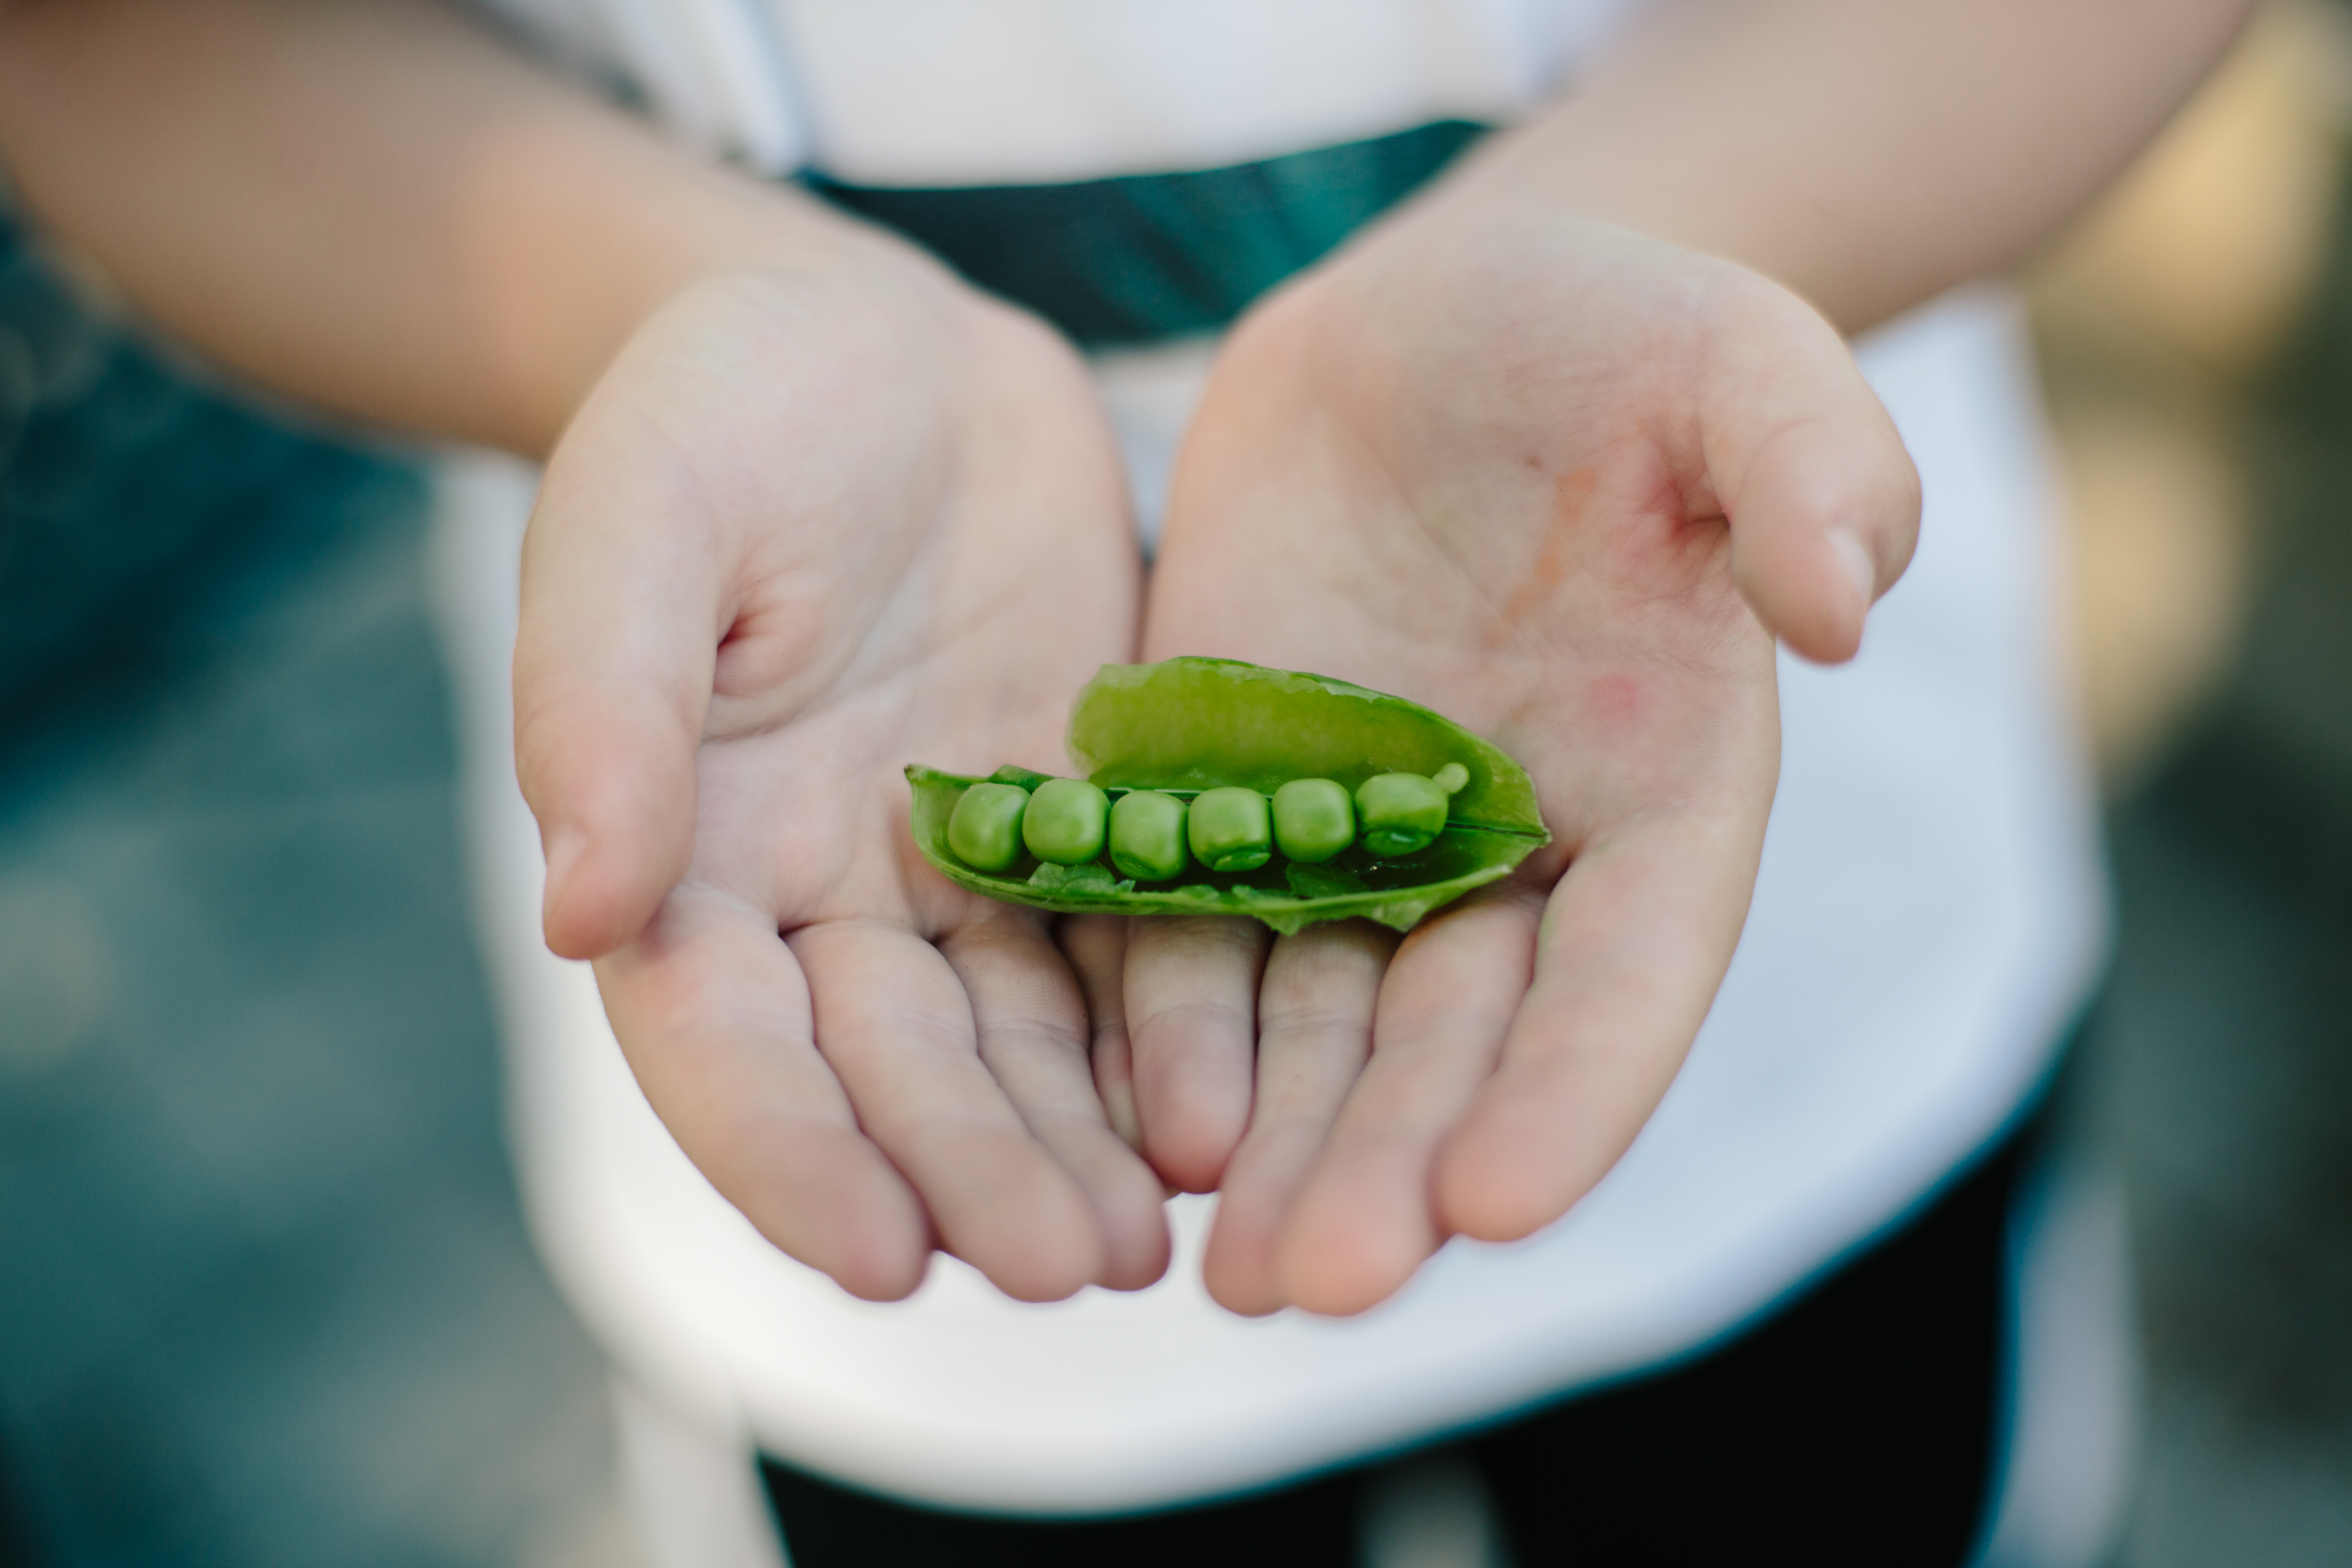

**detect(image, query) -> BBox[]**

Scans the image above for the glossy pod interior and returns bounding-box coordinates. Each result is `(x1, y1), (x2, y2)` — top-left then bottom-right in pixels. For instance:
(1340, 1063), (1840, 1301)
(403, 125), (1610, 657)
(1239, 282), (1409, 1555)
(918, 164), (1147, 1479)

(905, 657), (1549, 935)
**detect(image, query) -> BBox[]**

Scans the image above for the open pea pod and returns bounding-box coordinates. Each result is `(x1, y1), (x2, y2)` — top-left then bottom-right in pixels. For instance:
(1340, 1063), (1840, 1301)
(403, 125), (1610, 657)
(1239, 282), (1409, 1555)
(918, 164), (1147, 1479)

(905, 658), (1549, 935)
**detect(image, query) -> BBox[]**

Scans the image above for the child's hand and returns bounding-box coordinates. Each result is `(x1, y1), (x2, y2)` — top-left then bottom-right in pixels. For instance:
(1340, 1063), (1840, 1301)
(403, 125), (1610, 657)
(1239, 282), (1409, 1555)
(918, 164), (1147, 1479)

(512, 257), (1169, 1303)
(1134, 210), (1920, 1316)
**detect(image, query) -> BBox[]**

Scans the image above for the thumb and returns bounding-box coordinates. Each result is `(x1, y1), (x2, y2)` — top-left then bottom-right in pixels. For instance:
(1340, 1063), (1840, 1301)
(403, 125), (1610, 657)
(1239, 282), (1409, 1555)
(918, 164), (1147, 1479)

(514, 434), (722, 960)
(1703, 294), (1921, 665)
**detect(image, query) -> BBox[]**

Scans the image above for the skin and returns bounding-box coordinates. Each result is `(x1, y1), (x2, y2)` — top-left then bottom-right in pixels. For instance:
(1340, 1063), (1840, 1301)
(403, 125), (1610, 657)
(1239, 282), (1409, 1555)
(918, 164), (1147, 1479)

(0, 0), (2259, 1312)
(523, 270), (1172, 1303)
(1160, 220), (1820, 1311)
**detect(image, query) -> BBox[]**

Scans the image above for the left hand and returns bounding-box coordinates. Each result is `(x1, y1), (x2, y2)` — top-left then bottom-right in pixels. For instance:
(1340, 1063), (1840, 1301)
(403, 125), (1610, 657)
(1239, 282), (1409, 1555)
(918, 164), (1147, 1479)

(1130, 205), (1920, 1316)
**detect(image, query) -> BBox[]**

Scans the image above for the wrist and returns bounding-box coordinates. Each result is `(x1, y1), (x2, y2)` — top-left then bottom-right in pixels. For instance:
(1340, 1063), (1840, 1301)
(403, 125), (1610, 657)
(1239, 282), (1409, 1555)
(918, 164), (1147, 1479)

(498, 161), (967, 457)
(1250, 198), (1700, 392)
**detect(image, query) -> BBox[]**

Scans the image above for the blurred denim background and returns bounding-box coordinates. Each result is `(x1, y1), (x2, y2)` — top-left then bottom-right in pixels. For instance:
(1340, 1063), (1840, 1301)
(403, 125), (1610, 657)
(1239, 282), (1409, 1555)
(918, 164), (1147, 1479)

(2, 5), (2351, 1564)
(0, 227), (627, 1565)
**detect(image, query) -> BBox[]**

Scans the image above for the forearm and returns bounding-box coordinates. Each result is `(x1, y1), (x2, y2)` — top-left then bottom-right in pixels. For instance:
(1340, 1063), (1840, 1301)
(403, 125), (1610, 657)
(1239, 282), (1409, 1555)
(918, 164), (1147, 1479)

(0, 0), (909, 454)
(1441, 0), (2259, 333)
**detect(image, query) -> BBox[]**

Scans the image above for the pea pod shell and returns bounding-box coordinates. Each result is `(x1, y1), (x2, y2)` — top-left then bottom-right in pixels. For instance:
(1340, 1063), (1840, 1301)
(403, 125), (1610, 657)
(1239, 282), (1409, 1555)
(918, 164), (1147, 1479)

(1065, 657), (1542, 835)
(904, 658), (1549, 935)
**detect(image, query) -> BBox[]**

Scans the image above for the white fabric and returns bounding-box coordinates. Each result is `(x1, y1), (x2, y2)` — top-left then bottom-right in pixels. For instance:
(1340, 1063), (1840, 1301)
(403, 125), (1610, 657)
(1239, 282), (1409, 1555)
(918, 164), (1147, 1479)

(430, 281), (2106, 1512)
(755, 0), (1625, 183)
(480, 0), (1637, 178)
(611, 1377), (789, 1568)
(1090, 336), (1218, 551)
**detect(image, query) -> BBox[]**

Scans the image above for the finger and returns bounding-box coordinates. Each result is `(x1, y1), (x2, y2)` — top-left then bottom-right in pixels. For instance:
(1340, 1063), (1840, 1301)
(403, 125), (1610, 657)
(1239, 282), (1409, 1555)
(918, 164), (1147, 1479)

(1123, 915), (1272, 1192)
(1436, 808), (1759, 1243)
(1201, 920), (1396, 1317)
(593, 886), (931, 1303)
(943, 908), (1171, 1292)
(515, 423), (722, 960)
(1275, 894), (1540, 1316)
(1704, 289), (1922, 665)
(1058, 914), (1141, 1152)
(792, 918), (1106, 1303)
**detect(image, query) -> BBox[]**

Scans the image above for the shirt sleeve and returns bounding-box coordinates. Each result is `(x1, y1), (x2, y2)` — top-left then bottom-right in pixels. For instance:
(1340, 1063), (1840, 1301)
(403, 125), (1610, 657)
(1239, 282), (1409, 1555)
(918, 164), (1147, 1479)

(463, 0), (806, 172)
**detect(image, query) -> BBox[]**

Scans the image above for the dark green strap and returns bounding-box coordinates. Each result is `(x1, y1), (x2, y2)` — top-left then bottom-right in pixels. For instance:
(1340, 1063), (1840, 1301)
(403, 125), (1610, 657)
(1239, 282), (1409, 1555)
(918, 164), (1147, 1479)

(806, 119), (1486, 348)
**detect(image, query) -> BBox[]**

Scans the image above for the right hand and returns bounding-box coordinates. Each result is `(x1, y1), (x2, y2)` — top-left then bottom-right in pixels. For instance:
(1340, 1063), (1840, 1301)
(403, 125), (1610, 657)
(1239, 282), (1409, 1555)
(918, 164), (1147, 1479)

(1130, 211), (1918, 1316)
(512, 247), (1169, 1303)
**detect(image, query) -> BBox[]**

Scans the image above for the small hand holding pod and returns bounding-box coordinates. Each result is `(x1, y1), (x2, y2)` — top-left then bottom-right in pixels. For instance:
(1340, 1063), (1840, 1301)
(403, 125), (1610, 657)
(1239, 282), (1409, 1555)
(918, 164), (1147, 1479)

(904, 658), (1549, 935)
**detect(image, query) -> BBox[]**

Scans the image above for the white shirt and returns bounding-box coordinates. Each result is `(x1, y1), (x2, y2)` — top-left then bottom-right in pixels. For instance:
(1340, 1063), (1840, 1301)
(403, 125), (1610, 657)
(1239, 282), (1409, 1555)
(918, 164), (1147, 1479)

(438, 0), (2105, 1512)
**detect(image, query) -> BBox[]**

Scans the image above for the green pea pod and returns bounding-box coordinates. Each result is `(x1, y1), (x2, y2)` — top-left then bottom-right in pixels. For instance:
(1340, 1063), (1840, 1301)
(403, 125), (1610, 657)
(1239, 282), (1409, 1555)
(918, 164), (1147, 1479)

(904, 657), (1550, 935)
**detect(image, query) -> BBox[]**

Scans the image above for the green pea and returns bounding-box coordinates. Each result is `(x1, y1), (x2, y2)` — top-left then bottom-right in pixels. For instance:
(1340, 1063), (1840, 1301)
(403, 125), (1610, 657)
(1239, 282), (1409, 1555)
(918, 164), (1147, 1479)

(1356, 772), (1450, 858)
(1022, 777), (1110, 865)
(946, 781), (1029, 871)
(1189, 786), (1272, 873)
(1109, 790), (1189, 880)
(1272, 778), (1355, 863)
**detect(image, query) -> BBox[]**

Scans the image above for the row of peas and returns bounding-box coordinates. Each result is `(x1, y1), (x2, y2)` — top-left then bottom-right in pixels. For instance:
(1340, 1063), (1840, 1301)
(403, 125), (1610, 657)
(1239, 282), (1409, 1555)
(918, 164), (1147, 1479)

(944, 764), (1473, 880)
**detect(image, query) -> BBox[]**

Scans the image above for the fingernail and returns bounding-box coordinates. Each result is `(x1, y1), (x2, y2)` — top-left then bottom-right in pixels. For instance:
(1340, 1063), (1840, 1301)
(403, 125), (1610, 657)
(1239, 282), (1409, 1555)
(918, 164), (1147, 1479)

(542, 825), (586, 924)
(1828, 530), (1877, 612)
